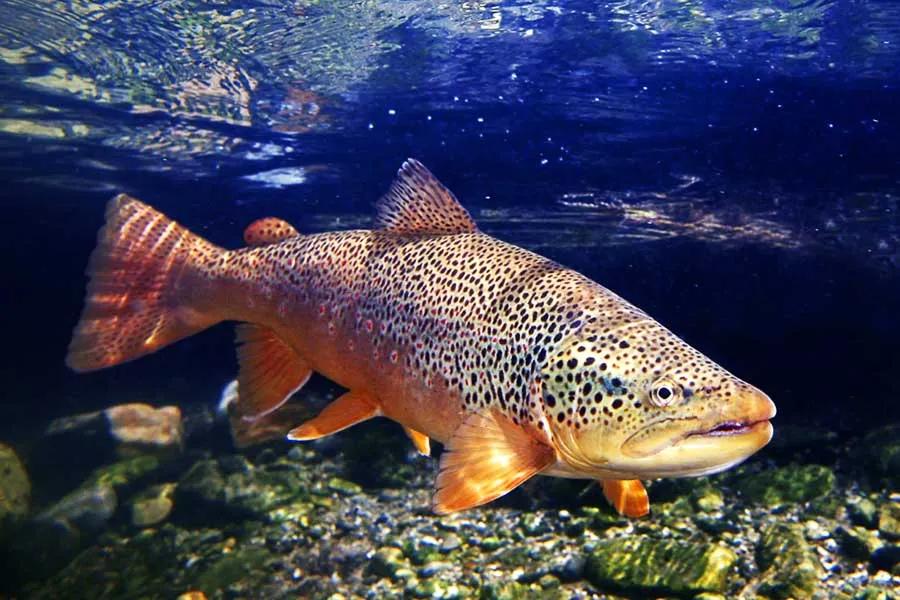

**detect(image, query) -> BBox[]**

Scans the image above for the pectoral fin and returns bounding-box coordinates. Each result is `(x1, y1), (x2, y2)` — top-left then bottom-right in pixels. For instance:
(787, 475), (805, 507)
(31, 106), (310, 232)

(235, 324), (312, 420)
(601, 479), (650, 518)
(403, 426), (431, 456)
(287, 390), (380, 440)
(433, 410), (555, 514)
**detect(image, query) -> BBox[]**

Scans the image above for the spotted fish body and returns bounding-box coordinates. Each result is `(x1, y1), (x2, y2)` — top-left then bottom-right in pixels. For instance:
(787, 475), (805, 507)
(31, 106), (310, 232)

(67, 160), (776, 515)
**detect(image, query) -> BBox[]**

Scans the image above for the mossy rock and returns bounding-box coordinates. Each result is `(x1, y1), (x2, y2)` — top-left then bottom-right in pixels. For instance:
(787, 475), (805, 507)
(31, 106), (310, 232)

(131, 483), (176, 528)
(847, 497), (879, 528)
(736, 464), (834, 506)
(692, 486), (725, 513)
(22, 528), (179, 599)
(584, 537), (737, 595)
(0, 443), (30, 523)
(834, 525), (882, 561)
(852, 587), (894, 600)
(852, 425), (900, 486)
(340, 422), (415, 487)
(368, 546), (408, 579)
(756, 523), (821, 599)
(192, 546), (272, 594)
(479, 581), (562, 600)
(176, 457), (307, 522)
(878, 502), (900, 541)
(87, 455), (161, 491)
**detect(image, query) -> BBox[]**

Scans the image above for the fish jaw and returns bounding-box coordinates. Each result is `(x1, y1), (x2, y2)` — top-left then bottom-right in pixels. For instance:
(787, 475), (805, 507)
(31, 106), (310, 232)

(614, 388), (776, 478)
(547, 386), (776, 480)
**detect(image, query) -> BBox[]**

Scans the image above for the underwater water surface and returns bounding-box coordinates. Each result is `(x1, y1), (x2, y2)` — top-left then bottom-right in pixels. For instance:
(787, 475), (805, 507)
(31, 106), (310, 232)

(0, 0), (898, 598)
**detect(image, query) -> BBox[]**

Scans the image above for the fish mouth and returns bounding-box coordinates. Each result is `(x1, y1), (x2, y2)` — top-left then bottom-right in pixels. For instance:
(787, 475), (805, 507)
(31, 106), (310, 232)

(687, 418), (771, 438)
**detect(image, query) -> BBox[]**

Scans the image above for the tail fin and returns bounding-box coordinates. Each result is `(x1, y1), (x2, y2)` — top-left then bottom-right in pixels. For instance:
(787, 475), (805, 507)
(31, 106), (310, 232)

(66, 194), (226, 372)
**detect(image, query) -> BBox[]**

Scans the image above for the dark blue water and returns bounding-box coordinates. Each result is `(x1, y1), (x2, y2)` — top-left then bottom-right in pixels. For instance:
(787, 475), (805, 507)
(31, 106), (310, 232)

(0, 0), (898, 437)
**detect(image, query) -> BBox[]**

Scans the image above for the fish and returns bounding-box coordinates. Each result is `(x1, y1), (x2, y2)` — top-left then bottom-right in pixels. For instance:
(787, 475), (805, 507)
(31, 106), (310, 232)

(66, 159), (776, 517)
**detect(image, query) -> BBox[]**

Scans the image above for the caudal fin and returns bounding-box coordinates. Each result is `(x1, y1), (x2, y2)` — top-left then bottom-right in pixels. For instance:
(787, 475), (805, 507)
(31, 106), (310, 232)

(67, 194), (226, 372)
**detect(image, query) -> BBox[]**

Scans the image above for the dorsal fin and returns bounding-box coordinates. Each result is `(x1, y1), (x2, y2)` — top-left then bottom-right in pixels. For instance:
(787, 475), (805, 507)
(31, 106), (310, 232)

(374, 159), (478, 234)
(243, 217), (299, 246)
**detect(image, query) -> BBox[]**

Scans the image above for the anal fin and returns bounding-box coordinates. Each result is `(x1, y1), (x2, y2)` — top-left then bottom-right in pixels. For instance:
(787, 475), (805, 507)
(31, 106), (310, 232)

(235, 324), (312, 420)
(601, 479), (650, 518)
(403, 426), (431, 456)
(287, 390), (380, 440)
(433, 410), (555, 514)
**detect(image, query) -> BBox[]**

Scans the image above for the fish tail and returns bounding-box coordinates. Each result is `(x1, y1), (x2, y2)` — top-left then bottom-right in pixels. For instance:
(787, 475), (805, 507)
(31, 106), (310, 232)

(66, 194), (228, 372)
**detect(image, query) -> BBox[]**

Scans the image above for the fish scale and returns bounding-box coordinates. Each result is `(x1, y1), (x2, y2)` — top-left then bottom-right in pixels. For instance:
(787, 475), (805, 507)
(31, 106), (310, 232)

(67, 159), (775, 516)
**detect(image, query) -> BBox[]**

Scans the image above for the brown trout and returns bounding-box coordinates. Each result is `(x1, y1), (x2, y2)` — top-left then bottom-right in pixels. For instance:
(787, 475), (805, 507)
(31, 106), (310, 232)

(67, 159), (776, 516)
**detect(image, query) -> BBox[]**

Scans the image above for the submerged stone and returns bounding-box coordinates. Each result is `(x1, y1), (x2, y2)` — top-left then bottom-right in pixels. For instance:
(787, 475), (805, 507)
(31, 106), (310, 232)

(368, 546), (407, 579)
(848, 497), (879, 529)
(756, 523), (822, 599)
(176, 456), (306, 521)
(852, 425), (900, 486)
(736, 464), (835, 506)
(88, 455), (161, 491)
(479, 581), (557, 600)
(877, 502), (900, 541)
(870, 544), (900, 573)
(692, 486), (725, 513)
(38, 481), (117, 533)
(44, 403), (183, 458)
(584, 537), (737, 594)
(192, 546), (272, 594)
(835, 525), (883, 561)
(327, 477), (362, 496)
(105, 404), (184, 457)
(131, 483), (176, 527)
(0, 443), (30, 523)
(852, 587), (894, 600)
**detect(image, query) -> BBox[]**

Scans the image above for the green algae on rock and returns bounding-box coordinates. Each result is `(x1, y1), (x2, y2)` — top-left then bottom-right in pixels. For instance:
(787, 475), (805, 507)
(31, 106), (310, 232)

(878, 502), (900, 541)
(369, 546), (408, 579)
(192, 546), (273, 595)
(834, 525), (883, 562)
(756, 522), (822, 599)
(584, 537), (737, 595)
(131, 483), (176, 528)
(0, 443), (30, 524)
(87, 455), (162, 491)
(176, 455), (314, 522)
(692, 485), (725, 513)
(38, 481), (118, 533)
(737, 463), (835, 506)
(851, 425), (900, 486)
(848, 497), (879, 529)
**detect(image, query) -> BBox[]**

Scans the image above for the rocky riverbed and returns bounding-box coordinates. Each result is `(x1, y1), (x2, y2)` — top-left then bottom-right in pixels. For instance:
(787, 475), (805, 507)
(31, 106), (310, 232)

(0, 401), (897, 599)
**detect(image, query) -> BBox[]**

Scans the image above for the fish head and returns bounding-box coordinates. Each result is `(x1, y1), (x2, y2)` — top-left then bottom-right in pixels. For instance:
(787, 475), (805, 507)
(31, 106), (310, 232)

(540, 319), (776, 479)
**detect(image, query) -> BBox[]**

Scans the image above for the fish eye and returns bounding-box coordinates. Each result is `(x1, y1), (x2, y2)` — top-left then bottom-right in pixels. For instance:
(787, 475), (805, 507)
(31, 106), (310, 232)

(649, 379), (679, 407)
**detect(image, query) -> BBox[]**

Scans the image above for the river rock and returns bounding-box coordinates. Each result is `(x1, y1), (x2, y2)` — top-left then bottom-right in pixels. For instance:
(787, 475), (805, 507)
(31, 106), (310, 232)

(131, 482), (176, 527)
(848, 497), (879, 529)
(736, 463), (835, 506)
(851, 424), (900, 486)
(33, 403), (183, 497)
(756, 522), (822, 599)
(105, 404), (183, 457)
(834, 525), (883, 561)
(175, 456), (308, 523)
(0, 443), (30, 524)
(45, 403), (183, 457)
(584, 537), (737, 594)
(38, 481), (118, 533)
(877, 501), (900, 541)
